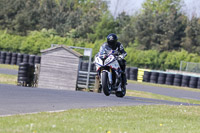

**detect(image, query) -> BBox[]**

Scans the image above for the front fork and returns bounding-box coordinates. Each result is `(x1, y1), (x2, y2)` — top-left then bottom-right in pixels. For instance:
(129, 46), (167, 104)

(101, 68), (113, 85)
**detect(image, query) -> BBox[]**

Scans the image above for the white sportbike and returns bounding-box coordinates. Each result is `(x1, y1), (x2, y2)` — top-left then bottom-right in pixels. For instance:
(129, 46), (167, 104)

(95, 49), (126, 97)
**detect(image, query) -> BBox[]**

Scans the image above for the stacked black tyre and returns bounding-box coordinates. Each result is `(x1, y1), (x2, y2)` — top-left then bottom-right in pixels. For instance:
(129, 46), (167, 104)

(29, 64), (35, 86)
(23, 54), (29, 63)
(129, 67), (138, 81)
(150, 72), (159, 83)
(91, 63), (96, 72)
(143, 71), (151, 82)
(165, 74), (174, 85)
(81, 62), (89, 71)
(181, 75), (190, 87)
(0, 51), (6, 64)
(17, 53), (23, 65)
(157, 73), (166, 84)
(18, 63), (35, 86)
(5, 52), (12, 64)
(173, 74), (182, 86)
(189, 77), (198, 88)
(125, 67), (130, 80)
(0, 51), (41, 65)
(197, 78), (200, 89)
(29, 55), (35, 65)
(34, 56), (41, 64)
(11, 53), (17, 65)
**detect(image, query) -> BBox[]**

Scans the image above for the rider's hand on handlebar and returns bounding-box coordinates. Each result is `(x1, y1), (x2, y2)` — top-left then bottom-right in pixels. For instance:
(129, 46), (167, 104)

(118, 55), (124, 60)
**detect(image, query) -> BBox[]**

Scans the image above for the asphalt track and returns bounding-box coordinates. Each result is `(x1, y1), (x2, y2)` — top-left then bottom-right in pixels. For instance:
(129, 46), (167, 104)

(0, 84), (198, 116)
(127, 83), (200, 100)
(0, 68), (18, 75)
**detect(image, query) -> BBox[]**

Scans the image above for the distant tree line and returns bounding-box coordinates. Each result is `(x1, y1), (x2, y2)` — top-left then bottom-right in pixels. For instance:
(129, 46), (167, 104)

(0, 0), (200, 69)
(1, 29), (200, 70)
(0, 0), (108, 37)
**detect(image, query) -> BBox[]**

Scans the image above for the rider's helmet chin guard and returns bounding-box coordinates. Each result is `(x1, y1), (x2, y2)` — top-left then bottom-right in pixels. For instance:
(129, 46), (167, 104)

(107, 33), (118, 49)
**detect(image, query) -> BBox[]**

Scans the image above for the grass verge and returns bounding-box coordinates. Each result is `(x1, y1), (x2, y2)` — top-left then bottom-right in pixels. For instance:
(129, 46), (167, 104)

(0, 64), (18, 70)
(126, 90), (200, 105)
(0, 73), (17, 85)
(128, 80), (200, 92)
(0, 105), (200, 133)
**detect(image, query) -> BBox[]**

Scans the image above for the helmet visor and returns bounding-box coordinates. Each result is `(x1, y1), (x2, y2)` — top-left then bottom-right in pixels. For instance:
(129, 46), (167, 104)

(108, 40), (116, 46)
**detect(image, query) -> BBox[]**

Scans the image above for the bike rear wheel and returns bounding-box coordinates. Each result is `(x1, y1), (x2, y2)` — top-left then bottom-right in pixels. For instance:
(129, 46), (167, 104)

(116, 85), (126, 98)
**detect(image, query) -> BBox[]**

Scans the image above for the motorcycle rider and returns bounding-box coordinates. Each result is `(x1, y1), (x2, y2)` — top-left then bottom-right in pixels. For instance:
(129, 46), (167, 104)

(99, 33), (127, 85)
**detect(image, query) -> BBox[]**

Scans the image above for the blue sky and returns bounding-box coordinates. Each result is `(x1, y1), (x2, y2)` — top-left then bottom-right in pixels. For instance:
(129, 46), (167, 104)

(108, 0), (200, 18)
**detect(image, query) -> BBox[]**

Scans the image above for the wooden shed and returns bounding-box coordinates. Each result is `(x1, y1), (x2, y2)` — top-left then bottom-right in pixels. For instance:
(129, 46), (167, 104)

(38, 45), (82, 90)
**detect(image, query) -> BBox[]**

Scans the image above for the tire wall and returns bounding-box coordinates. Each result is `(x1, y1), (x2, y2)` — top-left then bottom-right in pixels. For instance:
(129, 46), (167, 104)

(0, 51), (41, 65)
(17, 63), (35, 86)
(150, 72), (159, 83)
(79, 62), (96, 72)
(142, 70), (200, 89)
(129, 67), (138, 81)
(80, 62), (200, 90)
(137, 69), (148, 82)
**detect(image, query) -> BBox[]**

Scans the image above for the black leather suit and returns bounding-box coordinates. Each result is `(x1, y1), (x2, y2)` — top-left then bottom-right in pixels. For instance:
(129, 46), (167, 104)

(99, 42), (127, 84)
(99, 42), (127, 71)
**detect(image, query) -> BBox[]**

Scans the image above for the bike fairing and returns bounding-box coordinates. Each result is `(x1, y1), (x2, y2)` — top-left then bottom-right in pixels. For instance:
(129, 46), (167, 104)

(95, 48), (126, 97)
(96, 50), (121, 73)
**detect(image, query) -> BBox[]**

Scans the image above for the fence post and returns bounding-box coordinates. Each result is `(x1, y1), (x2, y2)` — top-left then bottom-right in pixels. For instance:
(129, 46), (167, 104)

(180, 61), (183, 71)
(86, 49), (92, 89)
(186, 62), (189, 71)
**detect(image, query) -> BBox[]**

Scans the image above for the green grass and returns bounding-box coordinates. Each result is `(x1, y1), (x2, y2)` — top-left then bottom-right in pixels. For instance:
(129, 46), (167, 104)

(0, 105), (200, 133)
(128, 80), (200, 92)
(0, 64), (18, 70)
(0, 64), (18, 85)
(126, 90), (200, 105)
(0, 73), (17, 85)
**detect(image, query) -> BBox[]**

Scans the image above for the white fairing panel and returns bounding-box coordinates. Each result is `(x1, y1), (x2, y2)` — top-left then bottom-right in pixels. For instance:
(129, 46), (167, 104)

(95, 56), (103, 71)
(104, 55), (115, 66)
(109, 60), (120, 70)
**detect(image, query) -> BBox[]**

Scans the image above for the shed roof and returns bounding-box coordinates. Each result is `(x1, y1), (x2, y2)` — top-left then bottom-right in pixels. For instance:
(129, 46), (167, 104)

(41, 45), (82, 58)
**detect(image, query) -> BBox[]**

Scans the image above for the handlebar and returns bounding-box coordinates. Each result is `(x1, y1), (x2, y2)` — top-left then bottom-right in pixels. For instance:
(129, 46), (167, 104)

(99, 50), (119, 59)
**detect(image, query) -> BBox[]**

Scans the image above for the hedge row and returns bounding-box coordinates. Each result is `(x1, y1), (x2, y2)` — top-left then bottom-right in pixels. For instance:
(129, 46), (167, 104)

(125, 48), (200, 70)
(2, 30), (200, 70)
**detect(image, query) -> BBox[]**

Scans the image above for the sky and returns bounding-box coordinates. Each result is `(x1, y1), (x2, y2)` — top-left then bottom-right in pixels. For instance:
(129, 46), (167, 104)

(108, 0), (200, 18)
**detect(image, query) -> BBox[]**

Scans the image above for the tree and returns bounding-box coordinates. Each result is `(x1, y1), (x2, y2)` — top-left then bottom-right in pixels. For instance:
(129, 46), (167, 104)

(0, 0), (26, 32)
(88, 12), (117, 42)
(115, 12), (135, 47)
(181, 17), (200, 54)
(135, 0), (186, 51)
(134, 9), (155, 50)
(142, 0), (183, 14)
(0, 0), (108, 37)
(13, 0), (40, 35)
(70, 0), (107, 39)
(158, 7), (186, 51)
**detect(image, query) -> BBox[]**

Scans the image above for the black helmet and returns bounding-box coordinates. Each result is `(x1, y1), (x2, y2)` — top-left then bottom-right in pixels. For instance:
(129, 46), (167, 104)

(107, 33), (118, 48)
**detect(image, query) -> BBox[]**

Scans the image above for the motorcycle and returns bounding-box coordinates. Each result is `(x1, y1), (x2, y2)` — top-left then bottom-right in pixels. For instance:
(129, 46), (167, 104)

(95, 49), (126, 97)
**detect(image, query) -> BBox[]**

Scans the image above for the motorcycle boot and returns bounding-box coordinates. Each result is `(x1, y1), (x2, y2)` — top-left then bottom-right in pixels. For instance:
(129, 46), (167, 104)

(121, 71), (127, 85)
(118, 58), (127, 85)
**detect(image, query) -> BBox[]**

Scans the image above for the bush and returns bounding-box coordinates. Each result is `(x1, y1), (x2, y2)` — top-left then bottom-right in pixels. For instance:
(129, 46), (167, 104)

(0, 29), (75, 54)
(125, 48), (200, 70)
(1, 30), (200, 71)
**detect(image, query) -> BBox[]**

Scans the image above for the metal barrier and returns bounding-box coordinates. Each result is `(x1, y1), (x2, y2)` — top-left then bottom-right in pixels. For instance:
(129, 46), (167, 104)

(77, 71), (97, 89)
(180, 61), (200, 73)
